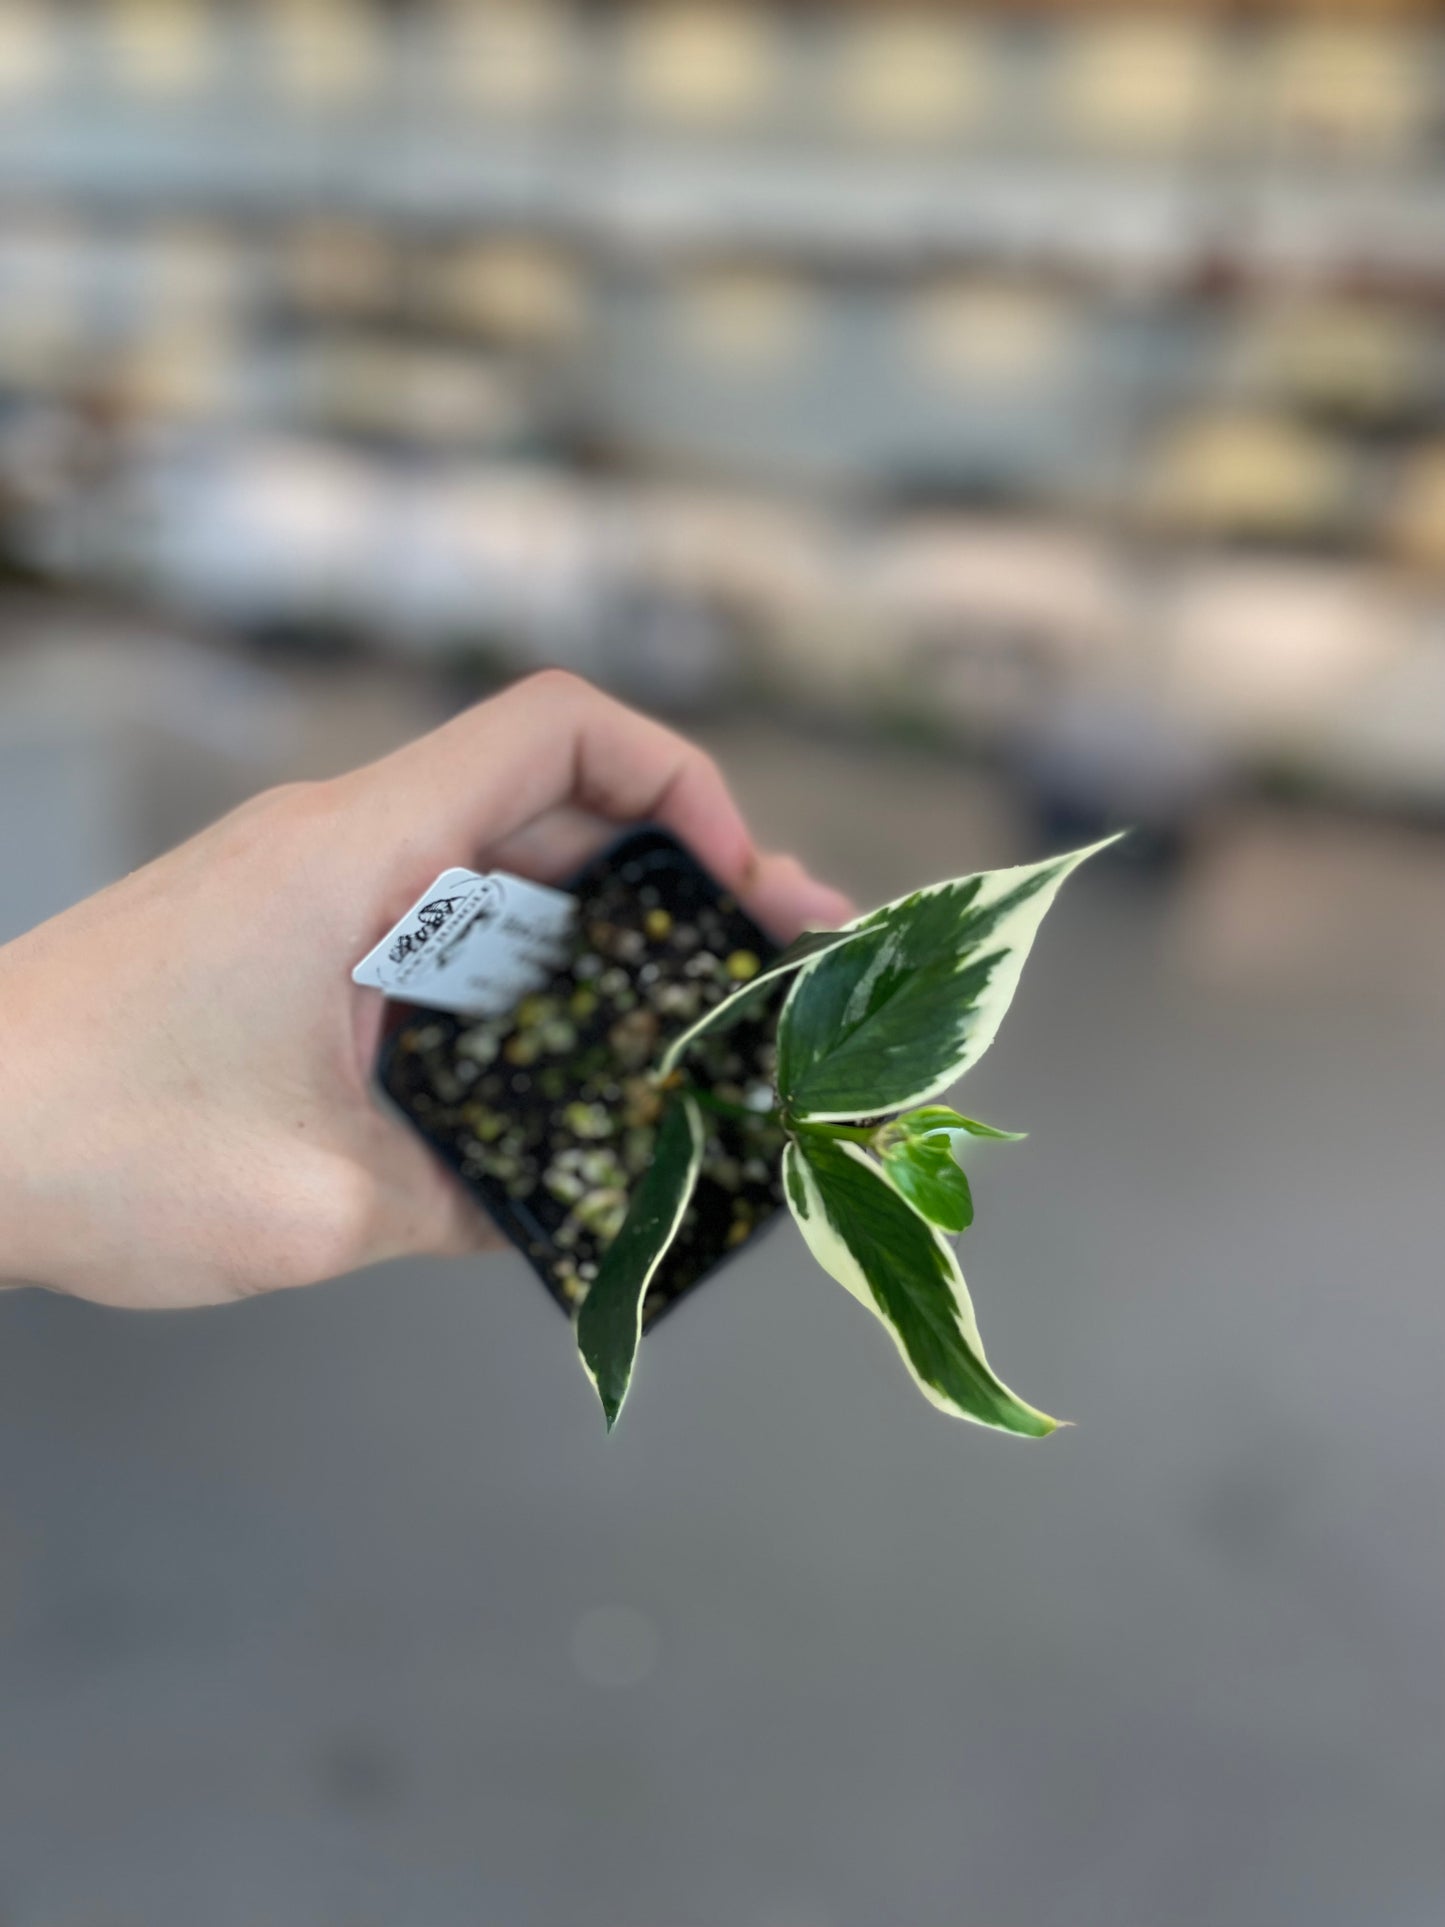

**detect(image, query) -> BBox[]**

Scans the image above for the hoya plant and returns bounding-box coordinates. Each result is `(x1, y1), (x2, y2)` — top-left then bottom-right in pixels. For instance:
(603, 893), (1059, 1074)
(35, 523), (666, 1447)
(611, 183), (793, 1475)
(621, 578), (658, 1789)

(577, 835), (1119, 1433)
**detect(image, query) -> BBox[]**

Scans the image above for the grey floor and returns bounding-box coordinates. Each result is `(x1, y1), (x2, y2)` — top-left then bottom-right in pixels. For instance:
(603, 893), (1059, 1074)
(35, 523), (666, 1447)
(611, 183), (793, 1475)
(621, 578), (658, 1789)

(1, 643), (1442, 1927)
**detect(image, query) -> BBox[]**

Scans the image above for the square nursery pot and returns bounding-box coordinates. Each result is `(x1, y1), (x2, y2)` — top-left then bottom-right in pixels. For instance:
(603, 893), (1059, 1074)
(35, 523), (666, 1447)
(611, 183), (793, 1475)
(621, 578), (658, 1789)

(378, 827), (788, 1327)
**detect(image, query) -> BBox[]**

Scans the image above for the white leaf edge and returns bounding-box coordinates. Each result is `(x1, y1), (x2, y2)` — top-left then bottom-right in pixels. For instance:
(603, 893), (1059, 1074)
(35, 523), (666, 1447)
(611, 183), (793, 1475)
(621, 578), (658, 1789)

(577, 1093), (704, 1428)
(906, 1121), (1012, 1168)
(783, 1137), (1058, 1436)
(782, 833), (1123, 1123)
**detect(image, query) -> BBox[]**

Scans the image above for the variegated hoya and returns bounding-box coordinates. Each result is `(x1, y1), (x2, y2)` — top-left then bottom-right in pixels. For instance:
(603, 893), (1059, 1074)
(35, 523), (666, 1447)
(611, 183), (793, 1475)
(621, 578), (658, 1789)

(574, 836), (1121, 1431)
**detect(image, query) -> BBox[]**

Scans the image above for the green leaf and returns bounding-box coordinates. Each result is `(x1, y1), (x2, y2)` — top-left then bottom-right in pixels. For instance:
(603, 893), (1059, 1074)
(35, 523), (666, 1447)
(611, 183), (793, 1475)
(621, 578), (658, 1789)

(877, 1132), (974, 1232)
(576, 1095), (703, 1430)
(657, 923), (869, 1077)
(778, 837), (1121, 1121)
(783, 1134), (1058, 1437)
(898, 1106), (1026, 1144)
(868, 1102), (1027, 1230)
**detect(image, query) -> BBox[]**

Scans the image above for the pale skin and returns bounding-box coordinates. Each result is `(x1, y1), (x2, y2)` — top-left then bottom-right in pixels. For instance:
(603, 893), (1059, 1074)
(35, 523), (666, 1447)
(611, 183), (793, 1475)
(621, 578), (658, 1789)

(0, 671), (853, 1309)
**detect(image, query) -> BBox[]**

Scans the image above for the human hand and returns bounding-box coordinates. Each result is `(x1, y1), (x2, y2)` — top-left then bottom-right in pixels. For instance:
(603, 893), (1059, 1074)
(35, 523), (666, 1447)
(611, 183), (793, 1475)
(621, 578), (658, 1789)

(0, 672), (853, 1308)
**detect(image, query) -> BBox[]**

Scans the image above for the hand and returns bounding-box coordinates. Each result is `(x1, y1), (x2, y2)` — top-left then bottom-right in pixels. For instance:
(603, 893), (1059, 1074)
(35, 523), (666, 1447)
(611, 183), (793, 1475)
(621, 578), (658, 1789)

(0, 672), (853, 1308)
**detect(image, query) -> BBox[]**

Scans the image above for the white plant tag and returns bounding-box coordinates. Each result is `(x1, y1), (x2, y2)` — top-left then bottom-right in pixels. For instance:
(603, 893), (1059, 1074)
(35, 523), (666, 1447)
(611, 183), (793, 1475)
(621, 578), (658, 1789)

(352, 867), (577, 1017)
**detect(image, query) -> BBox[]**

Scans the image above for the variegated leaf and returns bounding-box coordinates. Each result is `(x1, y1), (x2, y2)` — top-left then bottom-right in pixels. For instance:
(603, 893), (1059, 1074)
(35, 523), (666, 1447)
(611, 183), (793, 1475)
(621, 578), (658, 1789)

(778, 837), (1120, 1122)
(657, 923), (868, 1077)
(576, 1094), (703, 1430)
(897, 1106), (1026, 1145)
(876, 1128), (974, 1233)
(783, 1134), (1058, 1437)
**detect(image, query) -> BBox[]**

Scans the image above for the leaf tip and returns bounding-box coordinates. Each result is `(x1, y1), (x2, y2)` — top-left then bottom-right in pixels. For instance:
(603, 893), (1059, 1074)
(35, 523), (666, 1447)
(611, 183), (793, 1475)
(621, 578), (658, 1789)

(591, 1378), (626, 1432)
(588, 1364), (627, 1432)
(998, 1396), (1067, 1438)
(1076, 828), (1130, 866)
(578, 1341), (625, 1432)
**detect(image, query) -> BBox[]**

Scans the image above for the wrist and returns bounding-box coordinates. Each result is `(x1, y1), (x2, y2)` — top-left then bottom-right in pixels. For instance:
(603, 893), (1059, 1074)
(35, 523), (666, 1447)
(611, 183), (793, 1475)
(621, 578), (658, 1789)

(0, 934), (77, 1291)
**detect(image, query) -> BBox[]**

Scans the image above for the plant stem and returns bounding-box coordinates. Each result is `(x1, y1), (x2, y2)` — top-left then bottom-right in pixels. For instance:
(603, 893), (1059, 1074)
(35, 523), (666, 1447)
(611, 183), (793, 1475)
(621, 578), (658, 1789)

(684, 1085), (783, 1128)
(680, 1084), (878, 1146)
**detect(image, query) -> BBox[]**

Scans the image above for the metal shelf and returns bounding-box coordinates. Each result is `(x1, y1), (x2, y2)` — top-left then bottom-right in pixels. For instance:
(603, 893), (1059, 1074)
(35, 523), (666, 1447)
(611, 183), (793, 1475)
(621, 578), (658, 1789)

(6, 108), (1445, 287)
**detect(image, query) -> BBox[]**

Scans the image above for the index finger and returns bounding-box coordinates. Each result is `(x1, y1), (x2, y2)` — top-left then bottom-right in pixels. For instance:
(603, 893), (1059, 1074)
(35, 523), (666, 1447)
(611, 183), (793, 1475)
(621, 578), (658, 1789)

(370, 670), (761, 899)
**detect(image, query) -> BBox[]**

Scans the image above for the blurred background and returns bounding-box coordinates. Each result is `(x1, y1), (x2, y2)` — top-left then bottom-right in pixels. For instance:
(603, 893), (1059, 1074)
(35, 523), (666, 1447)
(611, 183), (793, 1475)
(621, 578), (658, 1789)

(1, 3), (1442, 1924)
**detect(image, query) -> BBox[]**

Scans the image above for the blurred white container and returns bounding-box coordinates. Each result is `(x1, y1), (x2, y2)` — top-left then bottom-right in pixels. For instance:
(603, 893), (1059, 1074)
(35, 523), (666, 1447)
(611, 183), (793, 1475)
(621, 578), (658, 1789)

(382, 464), (603, 666)
(1306, 599), (1445, 812)
(1157, 558), (1411, 754)
(142, 433), (391, 631)
(857, 516), (1128, 734)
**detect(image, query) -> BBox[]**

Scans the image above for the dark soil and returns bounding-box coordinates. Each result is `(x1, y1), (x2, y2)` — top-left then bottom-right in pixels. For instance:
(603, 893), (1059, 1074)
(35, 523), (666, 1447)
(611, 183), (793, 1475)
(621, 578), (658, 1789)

(380, 847), (787, 1327)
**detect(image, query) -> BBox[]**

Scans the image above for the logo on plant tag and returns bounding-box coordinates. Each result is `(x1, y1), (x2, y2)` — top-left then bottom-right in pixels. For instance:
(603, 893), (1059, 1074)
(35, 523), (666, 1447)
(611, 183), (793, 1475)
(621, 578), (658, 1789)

(387, 878), (502, 971)
(352, 866), (577, 1016)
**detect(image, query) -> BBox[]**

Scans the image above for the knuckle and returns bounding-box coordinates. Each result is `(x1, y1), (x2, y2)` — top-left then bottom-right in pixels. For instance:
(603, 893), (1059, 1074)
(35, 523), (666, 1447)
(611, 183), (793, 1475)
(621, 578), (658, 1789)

(689, 744), (722, 786)
(209, 1147), (384, 1300)
(269, 1159), (380, 1291)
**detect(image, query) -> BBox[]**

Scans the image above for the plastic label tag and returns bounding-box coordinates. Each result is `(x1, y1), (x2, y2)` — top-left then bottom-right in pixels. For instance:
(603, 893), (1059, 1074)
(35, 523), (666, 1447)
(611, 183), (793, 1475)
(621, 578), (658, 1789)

(352, 867), (576, 1017)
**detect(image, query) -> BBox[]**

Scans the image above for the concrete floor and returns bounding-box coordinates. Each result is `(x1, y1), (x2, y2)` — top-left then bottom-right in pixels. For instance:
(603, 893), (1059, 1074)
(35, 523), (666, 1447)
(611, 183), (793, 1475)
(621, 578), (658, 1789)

(1, 639), (1442, 1927)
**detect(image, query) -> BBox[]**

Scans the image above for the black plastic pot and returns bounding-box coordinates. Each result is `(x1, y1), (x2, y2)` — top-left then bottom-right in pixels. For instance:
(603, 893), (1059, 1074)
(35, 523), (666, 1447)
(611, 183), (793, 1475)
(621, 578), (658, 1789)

(378, 828), (787, 1327)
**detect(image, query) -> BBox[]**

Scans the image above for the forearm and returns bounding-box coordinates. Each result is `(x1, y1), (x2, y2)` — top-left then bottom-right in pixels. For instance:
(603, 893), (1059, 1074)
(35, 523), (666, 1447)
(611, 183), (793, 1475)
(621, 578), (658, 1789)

(0, 933), (68, 1289)
(0, 900), (280, 1307)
